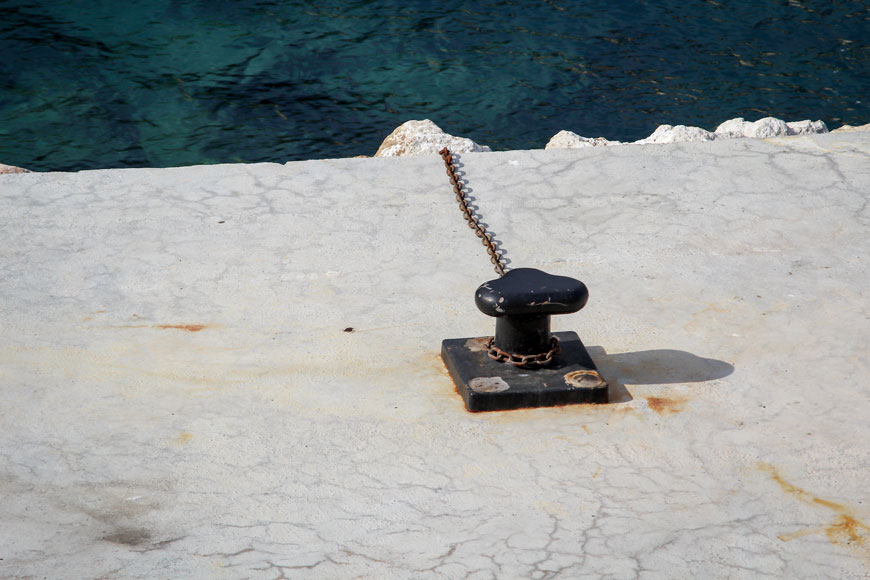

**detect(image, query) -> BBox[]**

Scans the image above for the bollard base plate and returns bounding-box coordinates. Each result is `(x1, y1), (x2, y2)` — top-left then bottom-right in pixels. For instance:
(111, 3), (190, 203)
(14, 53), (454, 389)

(441, 331), (608, 412)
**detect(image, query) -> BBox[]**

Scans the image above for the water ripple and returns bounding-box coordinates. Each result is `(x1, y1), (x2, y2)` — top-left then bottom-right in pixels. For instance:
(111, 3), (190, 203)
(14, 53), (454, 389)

(0, 0), (866, 171)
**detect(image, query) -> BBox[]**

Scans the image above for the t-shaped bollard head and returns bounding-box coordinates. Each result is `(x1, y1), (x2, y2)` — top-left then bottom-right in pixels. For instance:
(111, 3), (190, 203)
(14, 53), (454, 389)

(475, 268), (589, 317)
(475, 268), (589, 357)
(441, 267), (606, 410)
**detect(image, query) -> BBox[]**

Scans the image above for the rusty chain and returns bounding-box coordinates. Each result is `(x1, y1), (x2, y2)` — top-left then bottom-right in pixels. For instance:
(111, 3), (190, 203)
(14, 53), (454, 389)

(440, 147), (560, 366)
(439, 147), (506, 277)
(485, 336), (560, 367)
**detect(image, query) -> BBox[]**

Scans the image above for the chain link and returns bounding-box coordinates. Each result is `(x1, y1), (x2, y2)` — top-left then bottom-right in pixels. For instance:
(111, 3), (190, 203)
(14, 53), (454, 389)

(439, 147), (507, 277)
(441, 148), (557, 366)
(485, 336), (560, 367)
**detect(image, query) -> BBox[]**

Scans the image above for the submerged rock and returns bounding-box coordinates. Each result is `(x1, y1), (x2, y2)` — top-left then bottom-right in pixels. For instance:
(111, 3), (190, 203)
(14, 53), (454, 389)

(375, 119), (491, 157)
(545, 130), (620, 149)
(0, 163), (31, 174)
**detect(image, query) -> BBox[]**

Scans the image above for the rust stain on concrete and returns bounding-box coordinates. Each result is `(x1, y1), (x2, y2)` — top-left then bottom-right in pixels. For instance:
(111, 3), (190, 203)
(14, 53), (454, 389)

(173, 432), (193, 445)
(110, 323), (210, 332)
(760, 463), (870, 555)
(777, 527), (817, 542)
(156, 324), (207, 332)
(646, 396), (687, 415)
(760, 463), (846, 511)
(827, 515), (870, 549)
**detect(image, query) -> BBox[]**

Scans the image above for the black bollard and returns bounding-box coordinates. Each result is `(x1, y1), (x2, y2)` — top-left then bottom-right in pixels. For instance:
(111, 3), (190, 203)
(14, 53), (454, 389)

(442, 268), (607, 412)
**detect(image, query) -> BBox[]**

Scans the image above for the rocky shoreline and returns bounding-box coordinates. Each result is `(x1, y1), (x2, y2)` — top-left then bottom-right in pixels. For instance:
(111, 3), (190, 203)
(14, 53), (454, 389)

(374, 118), (870, 157)
(3, 118), (868, 173)
(0, 163), (32, 175)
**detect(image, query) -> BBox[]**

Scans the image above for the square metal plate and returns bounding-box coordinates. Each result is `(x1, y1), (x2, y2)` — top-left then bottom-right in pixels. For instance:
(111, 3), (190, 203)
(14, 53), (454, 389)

(441, 331), (608, 412)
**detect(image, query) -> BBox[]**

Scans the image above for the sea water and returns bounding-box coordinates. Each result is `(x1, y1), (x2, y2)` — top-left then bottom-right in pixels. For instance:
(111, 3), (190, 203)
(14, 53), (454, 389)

(1, 0), (866, 171)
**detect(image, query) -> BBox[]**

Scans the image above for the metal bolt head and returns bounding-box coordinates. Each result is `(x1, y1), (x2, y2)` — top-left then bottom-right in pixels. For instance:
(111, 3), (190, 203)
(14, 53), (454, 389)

(563, 370), (607, 389)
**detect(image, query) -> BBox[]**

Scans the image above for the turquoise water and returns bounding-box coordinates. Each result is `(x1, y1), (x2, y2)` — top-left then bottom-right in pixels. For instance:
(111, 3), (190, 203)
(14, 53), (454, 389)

(1, 1), (867, 171)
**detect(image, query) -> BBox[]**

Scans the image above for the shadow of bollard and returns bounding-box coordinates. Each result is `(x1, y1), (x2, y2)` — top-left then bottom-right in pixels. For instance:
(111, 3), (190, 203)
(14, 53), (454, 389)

(587, 347), (735, 403)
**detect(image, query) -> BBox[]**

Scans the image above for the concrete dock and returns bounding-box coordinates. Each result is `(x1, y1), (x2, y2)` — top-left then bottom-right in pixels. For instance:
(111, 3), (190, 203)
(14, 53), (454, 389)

(2, 132), (869, 579)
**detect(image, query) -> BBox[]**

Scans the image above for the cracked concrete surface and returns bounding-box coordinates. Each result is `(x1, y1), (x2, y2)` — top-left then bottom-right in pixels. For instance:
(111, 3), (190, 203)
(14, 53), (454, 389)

(1, 132), (869, 579)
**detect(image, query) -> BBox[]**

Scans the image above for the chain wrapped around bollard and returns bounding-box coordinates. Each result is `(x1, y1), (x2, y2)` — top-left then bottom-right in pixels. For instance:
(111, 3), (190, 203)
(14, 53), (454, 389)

(438, 148), (609, 412)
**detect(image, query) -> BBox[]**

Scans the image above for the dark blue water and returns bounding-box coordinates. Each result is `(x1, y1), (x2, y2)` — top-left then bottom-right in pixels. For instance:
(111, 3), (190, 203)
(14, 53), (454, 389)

(1, 1), (867, 171)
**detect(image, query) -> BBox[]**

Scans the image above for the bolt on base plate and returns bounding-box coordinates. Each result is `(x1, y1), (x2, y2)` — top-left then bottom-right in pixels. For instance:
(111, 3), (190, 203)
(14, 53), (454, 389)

(441, 331), (608, 412)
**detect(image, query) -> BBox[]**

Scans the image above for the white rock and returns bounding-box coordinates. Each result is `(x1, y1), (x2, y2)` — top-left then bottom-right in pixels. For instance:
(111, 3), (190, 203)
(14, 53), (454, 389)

(831, 122), (870, 133)
(714, 117), (752, 139)
(786, 119), (828, 135)
(0, 163), (31, 174)
(745, 117), (789, 138)
(375, 119), (490, 157)
(715, 117), (827, 140)
(545, 130), (621, 149)
(634, 124), (716, 144)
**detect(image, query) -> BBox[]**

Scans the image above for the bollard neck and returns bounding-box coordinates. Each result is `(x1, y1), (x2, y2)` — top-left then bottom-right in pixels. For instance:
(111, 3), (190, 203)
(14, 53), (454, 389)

(494, 315), (551, 355)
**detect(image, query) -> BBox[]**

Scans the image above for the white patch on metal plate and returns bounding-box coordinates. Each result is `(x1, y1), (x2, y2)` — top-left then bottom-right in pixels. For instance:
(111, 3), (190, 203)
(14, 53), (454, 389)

(469, 376), (510, 393)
